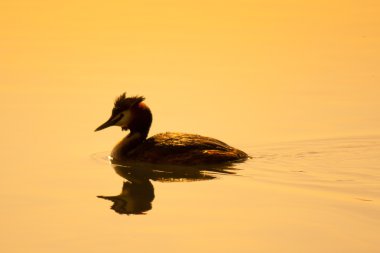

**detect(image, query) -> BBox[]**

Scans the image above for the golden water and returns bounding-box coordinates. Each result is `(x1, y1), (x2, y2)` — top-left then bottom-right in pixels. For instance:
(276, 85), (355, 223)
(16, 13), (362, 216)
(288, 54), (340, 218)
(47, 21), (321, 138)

(1, 1), (379, 252)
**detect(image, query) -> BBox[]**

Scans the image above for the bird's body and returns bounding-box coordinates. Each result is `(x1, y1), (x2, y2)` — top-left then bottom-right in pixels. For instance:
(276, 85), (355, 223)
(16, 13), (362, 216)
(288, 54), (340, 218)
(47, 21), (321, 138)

(96, 93), (248, 165)
(111, 132), (247, 165)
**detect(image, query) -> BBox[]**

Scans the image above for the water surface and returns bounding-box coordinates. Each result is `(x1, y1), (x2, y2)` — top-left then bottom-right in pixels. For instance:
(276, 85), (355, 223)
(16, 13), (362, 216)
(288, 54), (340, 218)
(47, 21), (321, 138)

(1, 1), (379, 252)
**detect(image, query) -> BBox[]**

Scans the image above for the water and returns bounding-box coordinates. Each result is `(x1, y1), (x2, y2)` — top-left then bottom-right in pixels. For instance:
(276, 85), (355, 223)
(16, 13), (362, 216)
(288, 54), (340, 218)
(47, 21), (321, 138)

(1, 1), (380, 252)
(2, 134), (378, 253)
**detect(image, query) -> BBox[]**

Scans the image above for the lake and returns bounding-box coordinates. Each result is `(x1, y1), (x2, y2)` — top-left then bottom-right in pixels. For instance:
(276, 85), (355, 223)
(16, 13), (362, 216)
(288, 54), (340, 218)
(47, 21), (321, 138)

(0, 1), (379, 252)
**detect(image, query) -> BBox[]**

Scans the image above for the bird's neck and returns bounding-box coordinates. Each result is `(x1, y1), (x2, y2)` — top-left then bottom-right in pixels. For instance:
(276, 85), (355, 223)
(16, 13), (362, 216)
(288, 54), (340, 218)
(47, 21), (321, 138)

(111, 130), (148, 161)
(111, 102), (152, 161)
(129, 102), (152, 135)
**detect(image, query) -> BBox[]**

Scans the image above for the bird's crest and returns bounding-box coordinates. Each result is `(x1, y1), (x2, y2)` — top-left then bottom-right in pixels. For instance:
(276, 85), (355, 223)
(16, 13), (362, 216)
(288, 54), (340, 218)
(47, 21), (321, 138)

(114, 92), (145, 112)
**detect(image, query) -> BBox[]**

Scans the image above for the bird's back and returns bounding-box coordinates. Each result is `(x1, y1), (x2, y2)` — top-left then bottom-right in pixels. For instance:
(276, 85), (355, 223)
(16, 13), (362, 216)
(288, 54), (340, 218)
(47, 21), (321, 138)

(123, 132), (248, 165)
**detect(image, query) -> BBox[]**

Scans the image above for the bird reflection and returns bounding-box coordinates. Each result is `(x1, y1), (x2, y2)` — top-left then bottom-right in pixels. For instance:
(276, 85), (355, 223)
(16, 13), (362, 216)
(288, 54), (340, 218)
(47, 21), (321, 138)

(98, 160), (237, 215)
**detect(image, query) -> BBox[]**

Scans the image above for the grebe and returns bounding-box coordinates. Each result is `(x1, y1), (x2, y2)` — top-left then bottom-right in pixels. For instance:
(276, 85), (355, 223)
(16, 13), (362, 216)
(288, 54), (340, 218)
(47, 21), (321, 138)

(95, 93), (248, 165)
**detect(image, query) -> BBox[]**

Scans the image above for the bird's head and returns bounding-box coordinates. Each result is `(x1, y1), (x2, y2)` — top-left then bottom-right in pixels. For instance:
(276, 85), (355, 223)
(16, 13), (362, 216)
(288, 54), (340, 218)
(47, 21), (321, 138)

(95, 92), (152, 134)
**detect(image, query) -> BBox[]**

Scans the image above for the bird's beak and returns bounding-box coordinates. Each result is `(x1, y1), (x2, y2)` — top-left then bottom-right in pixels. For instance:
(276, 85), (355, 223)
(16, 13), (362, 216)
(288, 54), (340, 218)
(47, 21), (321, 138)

(95, 115), (120, 132)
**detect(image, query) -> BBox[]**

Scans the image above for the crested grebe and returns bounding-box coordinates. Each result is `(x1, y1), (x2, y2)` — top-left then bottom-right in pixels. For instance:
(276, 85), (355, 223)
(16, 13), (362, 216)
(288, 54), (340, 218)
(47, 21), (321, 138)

(95, 93), (248, 165)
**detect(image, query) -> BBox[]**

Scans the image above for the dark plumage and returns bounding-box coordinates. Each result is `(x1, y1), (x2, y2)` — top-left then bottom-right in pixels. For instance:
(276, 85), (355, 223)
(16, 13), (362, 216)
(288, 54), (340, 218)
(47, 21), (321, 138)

(114, 93), (145, 114)
(125, 132), (248, 165)
(95, 93), (248, 165)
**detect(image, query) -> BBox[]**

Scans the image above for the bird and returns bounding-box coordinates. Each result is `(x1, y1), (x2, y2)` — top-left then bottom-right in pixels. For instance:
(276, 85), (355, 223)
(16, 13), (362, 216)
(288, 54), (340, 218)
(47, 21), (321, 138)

(95, 93), (248, 165)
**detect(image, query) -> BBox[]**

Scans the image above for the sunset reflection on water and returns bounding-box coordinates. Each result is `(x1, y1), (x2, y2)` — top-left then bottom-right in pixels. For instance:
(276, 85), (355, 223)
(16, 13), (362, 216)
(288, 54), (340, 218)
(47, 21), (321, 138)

(1, 1), (379, 252)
